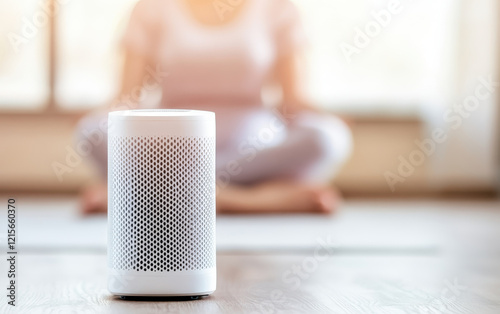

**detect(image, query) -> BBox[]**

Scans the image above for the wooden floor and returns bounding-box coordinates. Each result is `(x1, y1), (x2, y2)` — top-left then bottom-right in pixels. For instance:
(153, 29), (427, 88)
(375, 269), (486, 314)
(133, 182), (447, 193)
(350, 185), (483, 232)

(1, 197), (500, 313)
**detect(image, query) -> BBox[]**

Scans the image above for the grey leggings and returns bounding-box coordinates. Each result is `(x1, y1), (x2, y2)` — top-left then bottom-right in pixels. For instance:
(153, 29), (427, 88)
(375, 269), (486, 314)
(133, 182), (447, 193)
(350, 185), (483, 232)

(75, 108), (352, 185)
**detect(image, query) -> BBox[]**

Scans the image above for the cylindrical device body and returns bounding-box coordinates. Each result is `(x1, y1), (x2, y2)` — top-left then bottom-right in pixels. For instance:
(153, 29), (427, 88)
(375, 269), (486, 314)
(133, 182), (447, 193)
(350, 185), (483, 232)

(107, 109), (216, 297)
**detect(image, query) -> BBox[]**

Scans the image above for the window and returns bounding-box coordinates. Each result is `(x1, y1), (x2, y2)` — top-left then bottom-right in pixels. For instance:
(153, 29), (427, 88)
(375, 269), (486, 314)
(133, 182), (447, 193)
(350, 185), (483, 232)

(0, 0), (50, 110)
(0, 0), (470, 116)
(56, 0), (137, 109)
(0, 0), (136, 112)
(293, 0), (459, 116)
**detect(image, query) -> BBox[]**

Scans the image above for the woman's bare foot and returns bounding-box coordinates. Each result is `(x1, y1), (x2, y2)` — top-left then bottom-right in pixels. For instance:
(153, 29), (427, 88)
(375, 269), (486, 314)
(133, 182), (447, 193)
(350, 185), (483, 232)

(217, 181), (340, 214)
(80, 181), (339, 215)
(81, 183), (107, 215)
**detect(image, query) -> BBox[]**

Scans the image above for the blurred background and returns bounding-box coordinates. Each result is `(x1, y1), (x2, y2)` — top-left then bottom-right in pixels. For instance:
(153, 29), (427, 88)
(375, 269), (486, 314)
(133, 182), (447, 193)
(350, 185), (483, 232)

(0, 0), (498, 198)
(1, 1), (500, 311)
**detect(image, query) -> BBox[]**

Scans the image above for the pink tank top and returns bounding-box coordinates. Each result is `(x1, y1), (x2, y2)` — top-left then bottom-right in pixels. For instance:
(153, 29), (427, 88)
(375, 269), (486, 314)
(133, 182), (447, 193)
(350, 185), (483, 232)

(122, 0), (306, 146)
(123, 0), (306, 110)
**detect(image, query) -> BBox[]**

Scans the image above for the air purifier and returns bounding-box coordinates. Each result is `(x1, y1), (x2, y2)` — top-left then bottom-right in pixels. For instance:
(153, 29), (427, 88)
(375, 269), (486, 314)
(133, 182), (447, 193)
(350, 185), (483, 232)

(107, 109), (216, 297)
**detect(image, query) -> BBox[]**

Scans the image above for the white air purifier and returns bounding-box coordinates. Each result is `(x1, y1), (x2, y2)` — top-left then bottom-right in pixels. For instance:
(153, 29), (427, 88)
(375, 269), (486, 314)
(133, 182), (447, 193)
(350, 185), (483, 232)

(107, 109), (216, 298)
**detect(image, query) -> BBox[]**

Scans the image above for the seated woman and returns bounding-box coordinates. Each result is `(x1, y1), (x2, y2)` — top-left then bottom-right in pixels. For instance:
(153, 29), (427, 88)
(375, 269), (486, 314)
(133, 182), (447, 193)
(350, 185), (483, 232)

(77, 0), (352, 214)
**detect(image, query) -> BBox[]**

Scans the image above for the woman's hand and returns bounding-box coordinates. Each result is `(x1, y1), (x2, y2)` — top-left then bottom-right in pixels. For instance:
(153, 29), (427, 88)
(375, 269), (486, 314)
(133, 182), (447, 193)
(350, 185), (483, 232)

(107, 50), (150, 112)
(274, 52), (322, 116)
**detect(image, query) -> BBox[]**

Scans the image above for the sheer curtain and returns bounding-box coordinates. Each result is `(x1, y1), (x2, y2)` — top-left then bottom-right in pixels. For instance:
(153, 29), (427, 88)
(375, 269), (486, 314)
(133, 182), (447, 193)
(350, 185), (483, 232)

(293, 0), (459, 117)
(426, 0), (498, 191)
(291, 0), (498, 191)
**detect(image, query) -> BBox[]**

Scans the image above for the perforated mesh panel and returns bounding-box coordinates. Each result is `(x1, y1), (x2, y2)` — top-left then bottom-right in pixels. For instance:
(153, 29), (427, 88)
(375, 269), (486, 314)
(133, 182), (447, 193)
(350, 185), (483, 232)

(108, 136), (215, 272)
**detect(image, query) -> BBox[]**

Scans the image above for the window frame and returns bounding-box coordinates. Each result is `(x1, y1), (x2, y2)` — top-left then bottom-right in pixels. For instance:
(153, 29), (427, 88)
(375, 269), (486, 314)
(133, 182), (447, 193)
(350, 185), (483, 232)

(1, 0), (498, 126)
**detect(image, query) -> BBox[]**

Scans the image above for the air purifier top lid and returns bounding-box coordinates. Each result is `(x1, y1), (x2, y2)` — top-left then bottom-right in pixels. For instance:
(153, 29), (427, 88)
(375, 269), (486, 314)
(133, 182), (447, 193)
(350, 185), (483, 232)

(109, 109), (215, 120)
